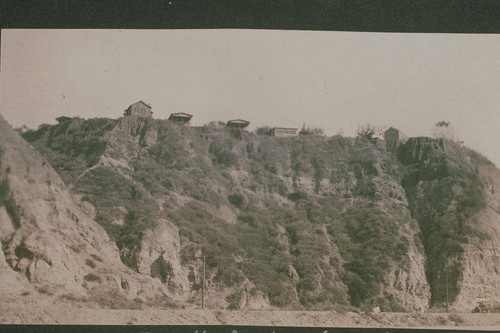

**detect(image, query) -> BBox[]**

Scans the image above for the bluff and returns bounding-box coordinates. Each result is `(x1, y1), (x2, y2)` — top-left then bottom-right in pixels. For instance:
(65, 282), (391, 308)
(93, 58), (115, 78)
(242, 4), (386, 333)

(398, 137), (500, 311)
(10, 115), (500, 312)
(0, 115), (180, 309)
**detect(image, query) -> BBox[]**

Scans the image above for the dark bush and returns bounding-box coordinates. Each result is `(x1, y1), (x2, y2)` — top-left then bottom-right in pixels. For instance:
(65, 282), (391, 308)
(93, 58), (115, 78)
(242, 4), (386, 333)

(287, 192), (307, 202)
(226, 291), (242, 310)
(228, 193), (245, 209)
(85, 259), (96, 268)
(83, 273), (101, 282)
(256, 126), (271, 135)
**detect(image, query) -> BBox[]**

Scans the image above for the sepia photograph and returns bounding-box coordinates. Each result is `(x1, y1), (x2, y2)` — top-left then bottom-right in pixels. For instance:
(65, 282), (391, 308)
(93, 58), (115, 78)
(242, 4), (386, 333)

(1, 27), (500, 331)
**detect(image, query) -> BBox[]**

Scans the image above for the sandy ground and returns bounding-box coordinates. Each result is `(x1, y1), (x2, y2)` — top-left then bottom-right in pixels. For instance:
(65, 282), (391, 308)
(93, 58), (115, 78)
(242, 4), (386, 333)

(2, 297), (500, 330)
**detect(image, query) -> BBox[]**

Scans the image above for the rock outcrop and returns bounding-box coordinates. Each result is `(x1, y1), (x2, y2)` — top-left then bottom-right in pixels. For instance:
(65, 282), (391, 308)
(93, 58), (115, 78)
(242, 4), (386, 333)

(398, 137), (500, 311)
(0, 115), (176, 305)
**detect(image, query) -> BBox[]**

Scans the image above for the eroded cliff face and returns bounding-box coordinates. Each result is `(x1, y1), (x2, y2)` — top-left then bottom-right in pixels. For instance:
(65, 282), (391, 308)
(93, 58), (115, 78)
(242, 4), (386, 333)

(453, 162), (500, 311)
(17, 116), (438, 311)
(398, 137), (500, 311)
(0, 116), (179, 307)
(384, 225), (431, 312)
(12, 114), (500, 311)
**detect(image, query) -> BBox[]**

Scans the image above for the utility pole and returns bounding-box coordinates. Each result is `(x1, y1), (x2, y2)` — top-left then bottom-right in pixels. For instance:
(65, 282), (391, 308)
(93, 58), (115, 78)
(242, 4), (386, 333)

(445, 268), (449, 313)
(202, 250), (206, 309)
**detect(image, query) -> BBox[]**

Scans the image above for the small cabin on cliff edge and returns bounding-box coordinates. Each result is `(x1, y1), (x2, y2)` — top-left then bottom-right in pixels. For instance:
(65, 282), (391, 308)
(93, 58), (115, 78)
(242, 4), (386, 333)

(168, 112), (193, 125)
(124, 101), (153, 118)
(270, 127), (298, 137)
(384, 127), (400, 154)
(226, 119), (250, 129)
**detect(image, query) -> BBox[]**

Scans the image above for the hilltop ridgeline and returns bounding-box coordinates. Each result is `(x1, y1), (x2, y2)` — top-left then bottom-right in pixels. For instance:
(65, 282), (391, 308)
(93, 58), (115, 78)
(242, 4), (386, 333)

(3, 115), (500, 312)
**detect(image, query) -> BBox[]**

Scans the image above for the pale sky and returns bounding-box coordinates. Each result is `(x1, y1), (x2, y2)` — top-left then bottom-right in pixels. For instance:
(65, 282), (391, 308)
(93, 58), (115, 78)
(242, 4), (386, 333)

(1, 29), (499, 166)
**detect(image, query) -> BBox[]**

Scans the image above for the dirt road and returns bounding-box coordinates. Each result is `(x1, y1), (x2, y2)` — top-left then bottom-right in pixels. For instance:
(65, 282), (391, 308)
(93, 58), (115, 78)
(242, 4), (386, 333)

(2, 298), (500, 330)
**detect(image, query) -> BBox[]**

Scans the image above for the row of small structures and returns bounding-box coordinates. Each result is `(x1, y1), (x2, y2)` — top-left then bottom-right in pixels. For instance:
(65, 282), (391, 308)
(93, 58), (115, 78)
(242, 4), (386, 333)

(55, 100), (401, 151)
(123, 100), (299, 137)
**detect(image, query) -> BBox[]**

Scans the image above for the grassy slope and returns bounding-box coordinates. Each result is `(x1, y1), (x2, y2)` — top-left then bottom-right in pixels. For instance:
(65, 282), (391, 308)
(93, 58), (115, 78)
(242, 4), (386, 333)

(25, 117), (482, 311)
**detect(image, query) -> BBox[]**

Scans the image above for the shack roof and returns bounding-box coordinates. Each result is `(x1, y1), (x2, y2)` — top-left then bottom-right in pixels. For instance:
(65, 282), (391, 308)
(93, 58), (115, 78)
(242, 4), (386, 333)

(385, 127), (399, 133)
(169, 112), (193, 119)
(124, 100), (152, 111)
(227, 119), (250, 125)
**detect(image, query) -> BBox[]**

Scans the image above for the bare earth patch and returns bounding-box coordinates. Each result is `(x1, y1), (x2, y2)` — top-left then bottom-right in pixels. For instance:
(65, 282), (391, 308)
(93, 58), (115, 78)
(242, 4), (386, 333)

(2, 296), (500, 330)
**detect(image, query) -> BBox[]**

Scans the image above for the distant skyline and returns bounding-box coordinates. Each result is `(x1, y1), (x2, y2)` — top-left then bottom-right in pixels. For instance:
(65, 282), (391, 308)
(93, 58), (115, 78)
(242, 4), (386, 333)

(1, 30), (499, 166)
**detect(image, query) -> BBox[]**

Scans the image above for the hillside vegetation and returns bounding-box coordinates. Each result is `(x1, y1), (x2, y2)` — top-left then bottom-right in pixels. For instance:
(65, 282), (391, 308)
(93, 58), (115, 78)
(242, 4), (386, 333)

(19, 116), (500, 312)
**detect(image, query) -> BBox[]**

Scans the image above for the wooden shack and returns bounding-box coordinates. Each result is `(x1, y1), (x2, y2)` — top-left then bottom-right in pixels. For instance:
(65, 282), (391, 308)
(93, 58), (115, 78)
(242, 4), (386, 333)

(384, 127), (400, 154)
(168, 112), (193, 125)
(124, 101), (153, 118)
(270, 127), (298, 137)
(226, 119), (250, 129)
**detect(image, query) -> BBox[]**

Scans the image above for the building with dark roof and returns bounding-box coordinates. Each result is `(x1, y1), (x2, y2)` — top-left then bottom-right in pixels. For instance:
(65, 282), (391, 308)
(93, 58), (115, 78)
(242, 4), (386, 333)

(226, 119), (250, 129)
(384, 127), (400, 154)
(168, 112), (193, 125)
(124, 101), (153, 118)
